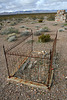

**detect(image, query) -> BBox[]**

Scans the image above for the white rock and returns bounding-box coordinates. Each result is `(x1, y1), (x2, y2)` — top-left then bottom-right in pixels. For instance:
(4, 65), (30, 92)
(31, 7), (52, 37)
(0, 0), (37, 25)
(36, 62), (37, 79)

(42, 51), (44, 53)
(65, 76), (67, 79)
(38, 52), (41, 54)
(34, 61), (37, 64)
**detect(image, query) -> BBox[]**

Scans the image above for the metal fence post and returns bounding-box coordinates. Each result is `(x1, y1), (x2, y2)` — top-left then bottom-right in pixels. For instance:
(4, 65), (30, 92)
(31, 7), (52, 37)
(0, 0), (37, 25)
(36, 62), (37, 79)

(3, 45), (10, 77)
(31, 29), (33, 52)
(47, 49), (52, 87)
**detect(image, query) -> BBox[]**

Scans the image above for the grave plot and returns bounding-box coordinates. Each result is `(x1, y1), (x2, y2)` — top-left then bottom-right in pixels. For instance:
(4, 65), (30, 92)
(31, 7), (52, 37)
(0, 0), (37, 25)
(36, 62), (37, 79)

(3, 31), (57, 90)
(14, 51), (49, 84)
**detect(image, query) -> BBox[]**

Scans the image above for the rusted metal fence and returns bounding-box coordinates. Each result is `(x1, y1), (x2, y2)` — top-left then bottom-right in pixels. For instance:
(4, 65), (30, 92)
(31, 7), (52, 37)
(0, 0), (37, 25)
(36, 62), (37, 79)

(3, 32), (33, 77)
(3, 30), (57, 89)
(47, 32), (57, 89)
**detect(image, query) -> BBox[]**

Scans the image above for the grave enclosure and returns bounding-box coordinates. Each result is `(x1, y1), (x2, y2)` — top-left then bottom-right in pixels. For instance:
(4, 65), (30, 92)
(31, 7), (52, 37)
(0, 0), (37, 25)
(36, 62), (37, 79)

(3, 30), (57, 90)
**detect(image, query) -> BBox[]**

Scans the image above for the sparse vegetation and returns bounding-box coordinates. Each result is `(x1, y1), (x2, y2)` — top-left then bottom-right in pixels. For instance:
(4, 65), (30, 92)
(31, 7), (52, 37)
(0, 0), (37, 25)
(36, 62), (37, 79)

(20, 31), (31, 36)
(0, 26), (2, 30)
(25, 27), (29, 30)
(10, 22), (17, 26)
(0, 13), (56, 21)
(35, 25), (40, 29)
(40, 27), (49, 32)
(27, 40), (34, 43)
(32, 16), (37, 20)
(20, 26), (25, 28)
(53, 23), (58, 26)
(0, 23), (3, 26)
(64, 23), (67, 26)
(64, 27), (67, 30)
(61, 25), (64, 27)
(34, 30), (41, 36)
(47, 15), (55, 21)
(1, 27), (19, 35)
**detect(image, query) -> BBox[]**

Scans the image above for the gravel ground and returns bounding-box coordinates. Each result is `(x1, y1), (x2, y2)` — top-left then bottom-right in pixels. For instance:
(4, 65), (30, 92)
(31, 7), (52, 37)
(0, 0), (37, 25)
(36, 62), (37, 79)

(0, 20), (67, 100)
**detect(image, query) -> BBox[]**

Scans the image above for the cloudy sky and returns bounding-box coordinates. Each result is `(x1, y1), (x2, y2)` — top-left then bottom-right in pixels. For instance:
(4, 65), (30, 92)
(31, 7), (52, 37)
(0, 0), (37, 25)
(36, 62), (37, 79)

(0, 0), (67, 13)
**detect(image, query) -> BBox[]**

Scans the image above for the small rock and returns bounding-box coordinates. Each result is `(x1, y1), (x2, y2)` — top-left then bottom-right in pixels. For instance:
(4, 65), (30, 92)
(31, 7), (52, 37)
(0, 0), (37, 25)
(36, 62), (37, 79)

(65, 76), (67, 79)
(34, 60), (37, 64)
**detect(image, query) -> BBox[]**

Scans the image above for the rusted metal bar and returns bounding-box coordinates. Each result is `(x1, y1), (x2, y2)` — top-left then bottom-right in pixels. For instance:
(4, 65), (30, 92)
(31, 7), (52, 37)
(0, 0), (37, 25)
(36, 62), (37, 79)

(47, 49), (52, 87)
(7, 52), (48, 59)
(47, 33), (57, 88)
(31, 30), (33, 51)
(6, 33), (32, 53)
(7, 77), (48, 90)
(18, 57), (28, 69)
(3, 45), (10, 77)
(50, 49), (52, 60)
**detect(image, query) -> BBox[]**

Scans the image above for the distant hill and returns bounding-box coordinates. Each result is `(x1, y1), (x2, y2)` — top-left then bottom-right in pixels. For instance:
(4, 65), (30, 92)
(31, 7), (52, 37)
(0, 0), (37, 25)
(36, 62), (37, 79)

(0, 10), (67, 15)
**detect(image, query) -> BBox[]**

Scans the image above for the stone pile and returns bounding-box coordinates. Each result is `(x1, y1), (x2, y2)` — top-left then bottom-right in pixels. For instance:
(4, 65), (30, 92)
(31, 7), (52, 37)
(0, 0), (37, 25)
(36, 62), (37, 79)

(55, 10), (67, 22)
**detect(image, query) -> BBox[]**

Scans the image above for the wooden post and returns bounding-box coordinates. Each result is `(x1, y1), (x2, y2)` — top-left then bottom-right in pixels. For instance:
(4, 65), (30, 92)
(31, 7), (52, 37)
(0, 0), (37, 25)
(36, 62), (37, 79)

(3, 45), (10, 77)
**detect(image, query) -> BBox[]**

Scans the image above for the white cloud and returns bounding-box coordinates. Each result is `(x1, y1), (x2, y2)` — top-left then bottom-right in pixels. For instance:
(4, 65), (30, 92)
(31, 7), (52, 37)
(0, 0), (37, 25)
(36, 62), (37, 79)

(0, 0), (67, 13)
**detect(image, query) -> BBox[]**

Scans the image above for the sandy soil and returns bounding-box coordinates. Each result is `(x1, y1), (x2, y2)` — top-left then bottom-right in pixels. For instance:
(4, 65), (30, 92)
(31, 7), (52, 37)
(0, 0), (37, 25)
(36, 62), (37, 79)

(0, 19), (67, 100)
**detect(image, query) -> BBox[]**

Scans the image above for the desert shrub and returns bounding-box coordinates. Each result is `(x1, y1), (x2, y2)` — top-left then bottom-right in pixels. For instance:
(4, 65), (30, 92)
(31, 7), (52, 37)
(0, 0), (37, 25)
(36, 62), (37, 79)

(64, 23), (67, 26)
(10, 22), (17, 26)
(31, 22), (34, 24)
(0, 26), (2, 30)
(38, 19), (43, 23)
(0, 23), (3, 26)
(17, 18), (22, 23)
(64, 27), (67, 30)
(38, 34), (51, 42)
(20, 26), (25, 28)
(18, 18), (22, 21)
(35, 26), (40, 29)
(7, 21), (10, 23)
(47, 15), (55, 21)
(34, 30), (41, 36)
(20, 31), (31, 36)
(58, 28), (64, 32)
(1, 27), (19, 35)
(0, 19), (3, 22)
(32, 17), (37, 20)
(8, 36), (17, 42)
(61, 25), (64, 27)
(53, 23), (58, 26)
(27, 40), (34, 43)
(40, 27), (49, 32)
(40, 16), (44, 20)
(25, 27), (29, 30)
